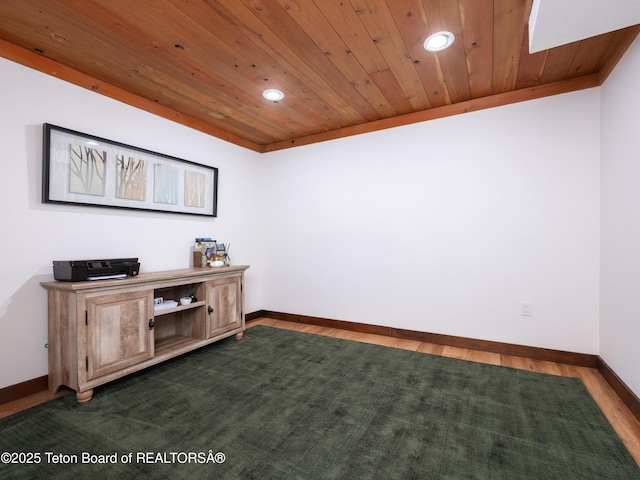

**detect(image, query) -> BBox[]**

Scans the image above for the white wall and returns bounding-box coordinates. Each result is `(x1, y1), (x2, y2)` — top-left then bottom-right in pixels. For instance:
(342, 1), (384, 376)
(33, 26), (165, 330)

(0, 58), (263, 389)
(600, 35), (640, 397)
(0, 52), (607, 391)
(261, 90), (601, 355)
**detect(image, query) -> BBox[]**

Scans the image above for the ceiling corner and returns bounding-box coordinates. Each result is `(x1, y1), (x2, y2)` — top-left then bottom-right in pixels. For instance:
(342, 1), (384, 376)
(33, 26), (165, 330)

(529, 0), (640, 53)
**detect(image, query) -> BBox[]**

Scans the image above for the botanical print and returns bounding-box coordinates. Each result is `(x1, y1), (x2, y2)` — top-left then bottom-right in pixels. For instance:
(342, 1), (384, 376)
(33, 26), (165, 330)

(46, 125), (216, 215)
(153, 164), (179, 205)
(116, 155), (147, 201)
(69, 144), (106, 196)
(184, 170), (206, 208)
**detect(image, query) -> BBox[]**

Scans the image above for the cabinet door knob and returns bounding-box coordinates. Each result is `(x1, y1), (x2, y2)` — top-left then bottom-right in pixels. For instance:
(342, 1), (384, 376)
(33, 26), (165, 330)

(208, 306), (214, 314)
(148, 319), (155, 330)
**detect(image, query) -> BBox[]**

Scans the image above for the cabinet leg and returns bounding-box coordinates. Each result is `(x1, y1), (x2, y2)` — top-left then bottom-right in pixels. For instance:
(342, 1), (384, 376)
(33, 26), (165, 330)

(235, 331), (244, 341)
(76, 389), (94, 403)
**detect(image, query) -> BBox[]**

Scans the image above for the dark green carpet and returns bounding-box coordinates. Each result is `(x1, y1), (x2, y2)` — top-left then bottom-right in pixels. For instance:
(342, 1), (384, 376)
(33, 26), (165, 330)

(1, 325), (639, 479)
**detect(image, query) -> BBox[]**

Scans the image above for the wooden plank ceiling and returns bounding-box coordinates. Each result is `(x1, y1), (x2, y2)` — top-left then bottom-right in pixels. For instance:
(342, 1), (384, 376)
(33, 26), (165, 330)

(0, 0), (638, 153)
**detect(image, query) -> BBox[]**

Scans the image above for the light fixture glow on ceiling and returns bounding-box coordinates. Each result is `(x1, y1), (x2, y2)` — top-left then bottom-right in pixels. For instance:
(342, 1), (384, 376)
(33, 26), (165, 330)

(263, 89), (284, 102)
(423, 31), (455, 52)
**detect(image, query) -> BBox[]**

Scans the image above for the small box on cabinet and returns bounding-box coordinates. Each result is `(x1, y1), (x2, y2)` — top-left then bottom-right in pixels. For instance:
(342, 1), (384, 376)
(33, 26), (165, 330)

(193, 251), (207, 268)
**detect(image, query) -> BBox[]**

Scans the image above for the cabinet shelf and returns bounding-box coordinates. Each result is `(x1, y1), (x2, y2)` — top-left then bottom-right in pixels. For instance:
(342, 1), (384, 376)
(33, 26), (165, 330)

(153, 300), (205, 317)
(155, 334), (200, 355)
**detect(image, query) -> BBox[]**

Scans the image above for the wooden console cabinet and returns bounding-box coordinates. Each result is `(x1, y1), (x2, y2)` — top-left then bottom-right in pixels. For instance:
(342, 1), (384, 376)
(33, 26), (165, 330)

(41, 265), (249, 403)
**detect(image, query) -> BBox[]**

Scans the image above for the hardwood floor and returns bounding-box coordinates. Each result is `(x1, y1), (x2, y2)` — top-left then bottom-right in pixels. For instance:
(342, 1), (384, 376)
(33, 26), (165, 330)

(2, 317), (639, 468)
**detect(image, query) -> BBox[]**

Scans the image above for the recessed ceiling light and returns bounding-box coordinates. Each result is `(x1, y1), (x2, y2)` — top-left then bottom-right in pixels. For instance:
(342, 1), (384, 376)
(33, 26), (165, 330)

(423, 31), (455, 52)
(263, 89), (284, 102)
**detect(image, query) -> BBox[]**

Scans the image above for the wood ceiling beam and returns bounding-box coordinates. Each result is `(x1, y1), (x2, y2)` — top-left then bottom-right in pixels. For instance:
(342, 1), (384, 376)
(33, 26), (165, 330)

(263, 73), (600, 152)
(597, 26), (640, 85)
(0, 38), (266, 153)
(0, 37), (610, 154)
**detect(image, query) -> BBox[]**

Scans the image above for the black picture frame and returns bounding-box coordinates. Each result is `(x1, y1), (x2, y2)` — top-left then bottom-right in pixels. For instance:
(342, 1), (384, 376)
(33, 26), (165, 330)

(42, 123), (218, 217)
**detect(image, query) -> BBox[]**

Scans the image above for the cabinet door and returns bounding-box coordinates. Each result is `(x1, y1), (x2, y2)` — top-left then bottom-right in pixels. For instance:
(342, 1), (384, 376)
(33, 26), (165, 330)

(85, 291), (154, 380)
(205, 275), (243, 337)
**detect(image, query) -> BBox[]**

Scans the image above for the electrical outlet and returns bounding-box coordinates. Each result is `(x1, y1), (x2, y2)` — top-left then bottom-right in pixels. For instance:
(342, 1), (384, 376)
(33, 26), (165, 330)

(520, 301), (532, 316)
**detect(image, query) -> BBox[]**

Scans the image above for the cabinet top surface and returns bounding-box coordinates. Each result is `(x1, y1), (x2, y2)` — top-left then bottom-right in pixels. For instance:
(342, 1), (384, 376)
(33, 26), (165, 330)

(40, 265), (250, 291)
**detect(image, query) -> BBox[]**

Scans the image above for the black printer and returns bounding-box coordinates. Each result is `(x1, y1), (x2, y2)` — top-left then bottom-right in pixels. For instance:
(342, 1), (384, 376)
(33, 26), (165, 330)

(52, 258), (140, 282)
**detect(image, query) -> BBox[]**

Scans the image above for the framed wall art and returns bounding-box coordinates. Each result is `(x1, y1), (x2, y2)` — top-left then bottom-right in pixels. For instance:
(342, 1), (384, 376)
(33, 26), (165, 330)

(42, 123), (218, 217)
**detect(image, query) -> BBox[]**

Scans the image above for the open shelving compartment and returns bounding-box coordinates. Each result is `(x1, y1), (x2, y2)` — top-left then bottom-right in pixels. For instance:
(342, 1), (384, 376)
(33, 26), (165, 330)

(153, 281), (206, 355)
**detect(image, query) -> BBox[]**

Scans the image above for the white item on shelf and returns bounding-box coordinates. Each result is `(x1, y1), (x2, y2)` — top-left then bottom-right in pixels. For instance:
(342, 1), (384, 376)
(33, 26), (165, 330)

(154, 300), (178, 311)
